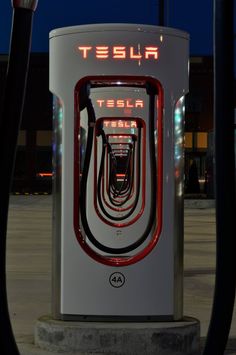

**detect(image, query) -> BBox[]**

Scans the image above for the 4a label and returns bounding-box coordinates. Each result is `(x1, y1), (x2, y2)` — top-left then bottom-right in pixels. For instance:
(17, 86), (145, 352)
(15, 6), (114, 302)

(109, 272), (125, 288)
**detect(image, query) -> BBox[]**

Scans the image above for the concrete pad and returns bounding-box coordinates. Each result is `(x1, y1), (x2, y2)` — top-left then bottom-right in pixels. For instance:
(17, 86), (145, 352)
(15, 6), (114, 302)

(33, 315), (200, 355)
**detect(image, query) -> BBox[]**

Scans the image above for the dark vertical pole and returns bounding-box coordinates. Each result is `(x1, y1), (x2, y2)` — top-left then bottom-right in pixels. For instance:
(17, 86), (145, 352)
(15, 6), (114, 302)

(0, 1), (38, 354)
(203, 1), (236, 354)
(159, 0), (165, 26)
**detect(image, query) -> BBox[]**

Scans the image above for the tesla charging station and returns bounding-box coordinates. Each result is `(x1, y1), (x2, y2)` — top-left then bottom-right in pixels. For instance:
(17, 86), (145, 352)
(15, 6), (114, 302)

(50, 24), (189, 320)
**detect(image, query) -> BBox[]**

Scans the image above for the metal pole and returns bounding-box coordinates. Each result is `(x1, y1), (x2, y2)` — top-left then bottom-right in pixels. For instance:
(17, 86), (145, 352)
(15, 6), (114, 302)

(0, 1), (38, 353)
(203, 0), (236, 354)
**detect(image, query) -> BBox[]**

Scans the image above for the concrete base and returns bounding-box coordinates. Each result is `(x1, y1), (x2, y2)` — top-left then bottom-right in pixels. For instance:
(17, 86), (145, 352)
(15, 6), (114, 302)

(34, 315), (200, 355)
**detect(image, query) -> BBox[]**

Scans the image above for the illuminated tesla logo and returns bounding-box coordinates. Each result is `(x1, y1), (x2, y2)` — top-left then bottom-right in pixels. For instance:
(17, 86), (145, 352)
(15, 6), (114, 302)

(77, 45), (159, 60)
(103, 120), (137, 128)
(96, 99), (144, 108)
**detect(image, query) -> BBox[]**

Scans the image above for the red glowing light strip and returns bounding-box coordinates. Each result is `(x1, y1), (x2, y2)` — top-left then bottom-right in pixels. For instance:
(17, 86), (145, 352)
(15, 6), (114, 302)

(74, 76), (163, 267)
(109, 136), (129, 140)
(107, 134), (137, 139)
(37, 172), (52, 177)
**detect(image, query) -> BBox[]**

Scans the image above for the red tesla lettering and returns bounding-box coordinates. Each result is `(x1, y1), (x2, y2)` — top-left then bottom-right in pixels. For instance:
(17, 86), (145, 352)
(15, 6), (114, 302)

(135, 99), (144, 108)
(78, 46), (92, 58)
(77, 45), (159, 60)
(97, 99), (105, 107)
(107, 100), (114, 107)
(145, 46), (159, 59)
(113, 46), (126, 59)
(96, 46), (109, 59)
(117, 100), (125, 108)
(130, 47), (142, 59)
(131, 121), (137, 128)
(103, 121), (110, 127)
(126, 99), (134, 108)
(96, 99), (144, 109)
(102, 120), (137, 129)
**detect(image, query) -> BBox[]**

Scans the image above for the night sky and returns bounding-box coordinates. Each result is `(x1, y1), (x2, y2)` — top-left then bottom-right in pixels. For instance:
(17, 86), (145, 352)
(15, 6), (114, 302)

(0, 0), (217, 55)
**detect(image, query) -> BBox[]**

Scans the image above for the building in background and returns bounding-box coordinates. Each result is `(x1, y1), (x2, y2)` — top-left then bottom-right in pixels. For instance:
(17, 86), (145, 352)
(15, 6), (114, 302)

(185, 57), (214, 197)
(0, 54), (52, 193)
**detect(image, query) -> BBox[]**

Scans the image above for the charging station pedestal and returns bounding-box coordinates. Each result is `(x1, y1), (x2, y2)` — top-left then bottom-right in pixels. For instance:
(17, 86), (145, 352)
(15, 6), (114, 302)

(34, 24), (200, 355)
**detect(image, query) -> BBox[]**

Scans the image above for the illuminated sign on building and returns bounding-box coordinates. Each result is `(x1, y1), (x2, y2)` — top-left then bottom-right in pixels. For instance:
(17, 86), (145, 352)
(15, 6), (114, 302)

(103, 120), (137, 128)
(77, 46), (159, 60)
(96, 99), (144, 108)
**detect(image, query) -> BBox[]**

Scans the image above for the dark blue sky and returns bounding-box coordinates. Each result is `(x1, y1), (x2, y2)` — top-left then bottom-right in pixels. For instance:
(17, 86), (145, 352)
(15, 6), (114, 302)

(0, 0), (220, 55)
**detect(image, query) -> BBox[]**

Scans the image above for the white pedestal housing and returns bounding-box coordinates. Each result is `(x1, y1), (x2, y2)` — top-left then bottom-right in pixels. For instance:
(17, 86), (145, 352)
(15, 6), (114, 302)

(50, 24), (189, 320)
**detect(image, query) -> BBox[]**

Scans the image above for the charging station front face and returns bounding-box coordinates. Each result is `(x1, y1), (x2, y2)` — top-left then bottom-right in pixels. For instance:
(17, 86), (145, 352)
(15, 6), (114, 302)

(50, 24), (189, 320)
(74, 79), (162, 265)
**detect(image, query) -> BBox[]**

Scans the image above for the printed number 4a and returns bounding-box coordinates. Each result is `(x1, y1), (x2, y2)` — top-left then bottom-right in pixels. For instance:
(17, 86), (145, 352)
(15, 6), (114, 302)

(112, 276), (123, 283)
